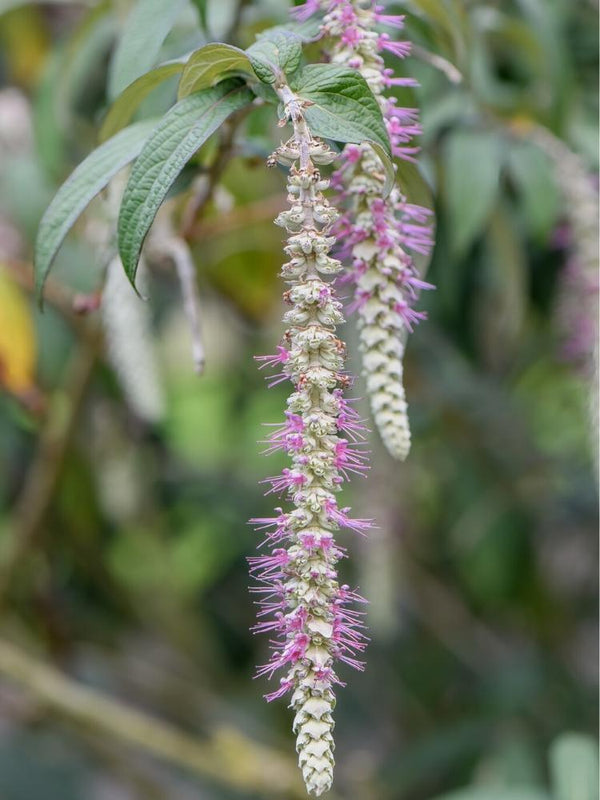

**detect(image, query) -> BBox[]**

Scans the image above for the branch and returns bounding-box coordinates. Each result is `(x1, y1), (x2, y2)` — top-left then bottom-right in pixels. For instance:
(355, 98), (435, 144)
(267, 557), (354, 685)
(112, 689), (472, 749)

(0, 637), (305, 797)
(188, 195), (285, 242)
(179, 112), (246, 241)
(411, 44), (462, 84)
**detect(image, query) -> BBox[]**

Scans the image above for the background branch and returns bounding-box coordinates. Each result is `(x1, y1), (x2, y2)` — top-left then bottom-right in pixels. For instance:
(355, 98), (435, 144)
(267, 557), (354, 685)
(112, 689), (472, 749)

(0, 637), (305, 798)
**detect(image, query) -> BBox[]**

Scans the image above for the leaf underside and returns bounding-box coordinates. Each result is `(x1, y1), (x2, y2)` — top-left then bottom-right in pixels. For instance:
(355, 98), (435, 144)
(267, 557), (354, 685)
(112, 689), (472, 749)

(34, 118), (158, 302)
(118, 80), (253, 287)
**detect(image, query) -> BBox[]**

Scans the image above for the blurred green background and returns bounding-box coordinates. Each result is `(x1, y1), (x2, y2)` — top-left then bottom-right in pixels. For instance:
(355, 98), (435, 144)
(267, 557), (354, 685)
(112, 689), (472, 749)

(0, 1), (597, 798)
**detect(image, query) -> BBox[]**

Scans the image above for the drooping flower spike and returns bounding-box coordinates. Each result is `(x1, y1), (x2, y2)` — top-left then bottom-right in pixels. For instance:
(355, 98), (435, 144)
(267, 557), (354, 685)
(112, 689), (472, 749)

(296, 0), (435, 461)
(251, 82), (371, 795)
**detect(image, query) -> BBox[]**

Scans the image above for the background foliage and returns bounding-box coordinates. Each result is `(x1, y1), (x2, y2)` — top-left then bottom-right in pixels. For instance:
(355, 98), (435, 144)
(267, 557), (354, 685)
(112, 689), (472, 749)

(0, 1), (597, 799)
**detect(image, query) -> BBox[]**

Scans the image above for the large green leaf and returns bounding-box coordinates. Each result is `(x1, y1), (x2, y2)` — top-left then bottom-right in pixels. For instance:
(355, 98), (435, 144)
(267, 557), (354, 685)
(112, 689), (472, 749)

(107, 0), (187, 100)
(247, 30), (303, 84)
(101, 61), (185, 142)
(178, 43), (253, 99)
(118, 80), (253, 286)
(34, 119), (158, 302)
(292, 64), (390, 155)
(443, 129), (502, 255)
(550, 734), (599, 800)
(289, 64), (393, 193)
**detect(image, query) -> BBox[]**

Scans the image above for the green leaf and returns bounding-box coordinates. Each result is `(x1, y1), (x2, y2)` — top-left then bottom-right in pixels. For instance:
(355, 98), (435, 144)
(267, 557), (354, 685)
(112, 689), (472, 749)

(118, 80), (253, 286)
(101, 61), (185, 142)
(107, 0), (187, 101)
(443, 129), (502, 255)
(34, 119), (158, 303)
(246, 30), (303, 84)
(550, 734), (599, 800)
(178, 43), (253, 99)
(507, 142), (560, 241)
(254, 29), (303, 75)
(292, 64), (391, 155)
(246, 43), (280, 85)
(288, 64), (394, 194)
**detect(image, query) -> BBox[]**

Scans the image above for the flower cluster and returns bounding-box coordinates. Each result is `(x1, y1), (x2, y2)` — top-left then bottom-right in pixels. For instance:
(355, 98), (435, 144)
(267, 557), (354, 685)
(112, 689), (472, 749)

(252, 86), (370, 796)
(294, 0), (435, 460)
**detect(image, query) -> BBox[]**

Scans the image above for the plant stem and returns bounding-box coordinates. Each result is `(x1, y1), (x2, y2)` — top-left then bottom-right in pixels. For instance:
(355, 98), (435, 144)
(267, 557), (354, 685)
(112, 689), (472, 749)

(0, 637), (306, 797)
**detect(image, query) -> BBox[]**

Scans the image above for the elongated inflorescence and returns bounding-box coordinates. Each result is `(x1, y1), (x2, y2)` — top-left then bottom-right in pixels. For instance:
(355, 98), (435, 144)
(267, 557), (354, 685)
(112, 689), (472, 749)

(251, 85), (371, 796)
(294, 0), (435, 460)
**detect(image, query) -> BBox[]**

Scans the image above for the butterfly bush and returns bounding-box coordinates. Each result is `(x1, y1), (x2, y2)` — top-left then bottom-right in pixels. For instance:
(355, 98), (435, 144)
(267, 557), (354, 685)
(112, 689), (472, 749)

(251, 83), (371, 795)
(295, 0), (435, 460)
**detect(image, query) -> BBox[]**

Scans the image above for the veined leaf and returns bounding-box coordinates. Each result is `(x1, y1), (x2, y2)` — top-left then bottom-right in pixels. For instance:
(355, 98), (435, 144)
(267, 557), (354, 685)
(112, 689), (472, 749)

(178, 43), (253, 99)
(253, 29), (302, 75)
(107, 0), (187, 100)
(34, 119), (158, 302)
(292, 64), (390, 156)
(118, 80), (253, 286)
(101, 61), (185, 141)
(443, 129), (502, 255)
(247, 30), (302, 84)
(289, 64), (394, 194)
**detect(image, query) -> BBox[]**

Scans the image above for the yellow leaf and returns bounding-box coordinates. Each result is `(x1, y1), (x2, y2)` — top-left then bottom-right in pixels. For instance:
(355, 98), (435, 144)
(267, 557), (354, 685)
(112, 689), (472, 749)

(0, 266), (37, 395)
